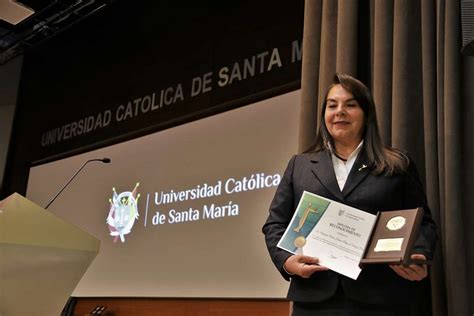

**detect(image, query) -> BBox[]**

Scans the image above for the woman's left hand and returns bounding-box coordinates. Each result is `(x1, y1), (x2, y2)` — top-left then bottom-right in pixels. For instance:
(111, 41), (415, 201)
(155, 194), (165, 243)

(389, 254), (428, 281)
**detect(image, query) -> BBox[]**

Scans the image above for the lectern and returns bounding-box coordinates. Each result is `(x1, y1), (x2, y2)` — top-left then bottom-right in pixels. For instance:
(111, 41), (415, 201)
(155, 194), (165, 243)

(0, 193), (100, 316)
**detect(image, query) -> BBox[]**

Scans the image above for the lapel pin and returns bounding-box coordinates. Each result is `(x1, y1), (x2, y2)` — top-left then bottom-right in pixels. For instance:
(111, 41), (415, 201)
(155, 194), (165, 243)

(358, 164), (368, 171)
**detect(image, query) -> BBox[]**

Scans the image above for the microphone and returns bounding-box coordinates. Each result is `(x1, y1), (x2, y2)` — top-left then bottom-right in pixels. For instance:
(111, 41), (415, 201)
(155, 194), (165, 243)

(44, 158), (111, 209)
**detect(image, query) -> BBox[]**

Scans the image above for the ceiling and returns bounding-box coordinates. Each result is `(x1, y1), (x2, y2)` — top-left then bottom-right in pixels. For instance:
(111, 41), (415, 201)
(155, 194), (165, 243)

(0, 0), (113, 65)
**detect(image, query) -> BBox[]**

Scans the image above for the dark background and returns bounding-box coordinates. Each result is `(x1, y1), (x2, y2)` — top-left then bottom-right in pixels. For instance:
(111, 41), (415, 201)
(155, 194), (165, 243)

(2, 0), (304, 197)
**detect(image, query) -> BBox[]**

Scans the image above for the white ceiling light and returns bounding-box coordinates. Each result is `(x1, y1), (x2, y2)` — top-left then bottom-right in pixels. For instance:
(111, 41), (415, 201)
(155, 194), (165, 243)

(0, 0), (35, 25)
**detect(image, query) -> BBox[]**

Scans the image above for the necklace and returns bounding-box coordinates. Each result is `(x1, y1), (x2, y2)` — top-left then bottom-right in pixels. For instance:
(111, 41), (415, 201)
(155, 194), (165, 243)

(334, 152), (348, 162)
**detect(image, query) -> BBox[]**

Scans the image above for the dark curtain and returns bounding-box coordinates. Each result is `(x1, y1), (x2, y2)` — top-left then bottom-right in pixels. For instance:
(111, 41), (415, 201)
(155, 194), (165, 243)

(299, 1), (470, 315)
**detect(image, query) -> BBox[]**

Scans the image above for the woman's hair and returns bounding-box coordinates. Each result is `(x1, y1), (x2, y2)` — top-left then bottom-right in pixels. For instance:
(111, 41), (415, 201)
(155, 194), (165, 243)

(310, 73), (409, 175)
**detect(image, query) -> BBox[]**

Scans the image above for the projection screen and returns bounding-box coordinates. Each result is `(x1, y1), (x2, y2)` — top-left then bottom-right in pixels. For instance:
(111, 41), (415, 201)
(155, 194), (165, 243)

(26, 89), (300, 298)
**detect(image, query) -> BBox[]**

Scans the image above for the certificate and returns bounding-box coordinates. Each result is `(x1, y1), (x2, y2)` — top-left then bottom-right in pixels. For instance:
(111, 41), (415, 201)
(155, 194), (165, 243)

(277, 191), (377, 280)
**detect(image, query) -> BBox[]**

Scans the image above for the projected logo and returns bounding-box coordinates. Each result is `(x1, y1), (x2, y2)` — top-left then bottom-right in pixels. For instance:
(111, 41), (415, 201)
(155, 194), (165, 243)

(107, 183), (140, 243)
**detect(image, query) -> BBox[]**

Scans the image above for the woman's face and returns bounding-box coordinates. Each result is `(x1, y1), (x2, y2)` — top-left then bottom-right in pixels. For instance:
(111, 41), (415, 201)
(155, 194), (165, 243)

(324, 84), (365, 148)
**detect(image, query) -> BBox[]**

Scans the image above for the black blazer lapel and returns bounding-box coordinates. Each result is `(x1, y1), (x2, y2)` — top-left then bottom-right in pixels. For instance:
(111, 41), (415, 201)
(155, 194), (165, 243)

(310, 150), (345, 201)
(342, 149), (373, 198)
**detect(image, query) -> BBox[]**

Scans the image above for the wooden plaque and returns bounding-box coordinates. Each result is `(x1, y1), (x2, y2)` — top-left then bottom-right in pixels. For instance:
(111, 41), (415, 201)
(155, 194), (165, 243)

(360, 208), (429, 266)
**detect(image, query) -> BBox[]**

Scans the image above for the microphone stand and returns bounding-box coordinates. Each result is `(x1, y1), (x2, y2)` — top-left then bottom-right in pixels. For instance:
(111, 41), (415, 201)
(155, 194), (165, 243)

(44, 158), (110, 209)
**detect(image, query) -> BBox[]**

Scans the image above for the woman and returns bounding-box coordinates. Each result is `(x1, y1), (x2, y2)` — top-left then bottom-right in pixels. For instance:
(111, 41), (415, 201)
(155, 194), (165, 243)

(262, 73), (437, 315)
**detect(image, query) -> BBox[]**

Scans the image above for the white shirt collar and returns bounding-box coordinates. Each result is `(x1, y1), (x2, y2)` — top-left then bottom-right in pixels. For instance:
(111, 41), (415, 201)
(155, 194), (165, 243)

(327, 140), (364, 162)
(328, 140), (364, 191)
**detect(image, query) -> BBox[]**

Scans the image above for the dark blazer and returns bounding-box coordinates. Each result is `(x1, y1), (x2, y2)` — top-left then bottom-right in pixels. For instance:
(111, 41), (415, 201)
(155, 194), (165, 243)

(262, 149), (437, 305)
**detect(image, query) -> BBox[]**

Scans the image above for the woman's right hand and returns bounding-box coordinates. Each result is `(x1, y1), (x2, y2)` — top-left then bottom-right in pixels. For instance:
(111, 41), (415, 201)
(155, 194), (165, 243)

(283, 254), (329, 278)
